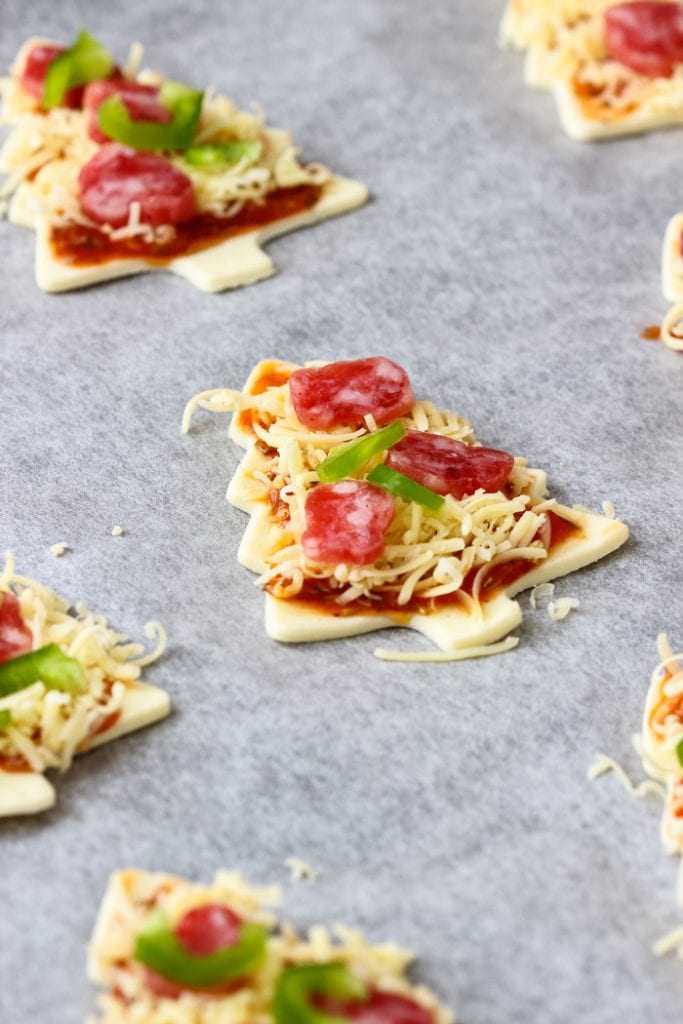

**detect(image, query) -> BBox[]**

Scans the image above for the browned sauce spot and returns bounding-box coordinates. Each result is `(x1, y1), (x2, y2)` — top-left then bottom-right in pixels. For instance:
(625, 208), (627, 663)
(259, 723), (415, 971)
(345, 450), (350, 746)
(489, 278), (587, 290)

(641, 325), (661, 341)
(50, 185), (323, 267)
(572, 76), (638, 121)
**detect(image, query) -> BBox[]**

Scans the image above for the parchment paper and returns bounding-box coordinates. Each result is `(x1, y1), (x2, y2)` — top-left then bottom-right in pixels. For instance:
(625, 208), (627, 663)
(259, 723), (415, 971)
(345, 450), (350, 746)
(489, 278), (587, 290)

(1, 1), (682, 1021)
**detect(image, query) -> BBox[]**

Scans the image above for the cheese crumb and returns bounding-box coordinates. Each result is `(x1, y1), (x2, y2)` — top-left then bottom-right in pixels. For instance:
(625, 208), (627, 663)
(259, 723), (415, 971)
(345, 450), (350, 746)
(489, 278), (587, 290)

(111, 525), (124, 537)
(602, 500), (616, 519)
(49, 542), (69, 557)
(548, 597), (579, 621)
(285, 856), (320, 882)
(529, 582), (554, 609)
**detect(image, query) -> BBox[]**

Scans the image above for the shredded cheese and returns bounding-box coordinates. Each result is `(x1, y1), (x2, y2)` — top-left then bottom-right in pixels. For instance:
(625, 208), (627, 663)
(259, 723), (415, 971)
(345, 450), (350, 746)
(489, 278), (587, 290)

(49, 541), (69, 557)
(0, 38), (331, 237)
(111, 525), (124, 537)
(183, 368), (558, 622)
(547, 596), (579, 621)
(374, 636), (519, 662)
(284, 856), (320, 882)
(529, 581), (554, 609)
(0, 552), (166, 775)
(87, 869), (455, 1024)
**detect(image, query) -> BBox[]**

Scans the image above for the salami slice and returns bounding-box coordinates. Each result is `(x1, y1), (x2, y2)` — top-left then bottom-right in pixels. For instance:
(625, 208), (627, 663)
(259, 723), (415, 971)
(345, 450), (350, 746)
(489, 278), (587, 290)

(321, 992), (435, 1024)
(19, 44), (84, 108)
(84, 79), (171, 144)
(289, 358), (415, 430)
(78, 144), (197, 227)
(0, 592), (33, 665)
(386, 430), (514, 500)
(302, 481), (395, 564)
(604, 2), (683, 77)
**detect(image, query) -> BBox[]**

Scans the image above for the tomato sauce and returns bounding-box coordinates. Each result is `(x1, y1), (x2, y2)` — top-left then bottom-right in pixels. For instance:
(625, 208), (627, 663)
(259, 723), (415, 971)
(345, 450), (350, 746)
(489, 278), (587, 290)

(50, 184), (322, 267)
(0, 752), (32, 773)
(235, 362), (294, 437)
(266, 510), (582, 615)
(640, 324), (661, 341)
(571, 76), (638, 121)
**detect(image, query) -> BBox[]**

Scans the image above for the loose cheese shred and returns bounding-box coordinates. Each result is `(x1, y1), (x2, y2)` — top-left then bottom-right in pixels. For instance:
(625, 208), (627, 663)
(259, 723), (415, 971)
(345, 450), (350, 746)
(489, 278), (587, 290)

(183, 371), (558, 617)
(0, 40), (331, 235)
(547, 596), (579, 621)
(374, 636), (519, 663)
(587, 754), (665, 801)
(50, 541), (69, 557)
(0, 552), (166, 775)
(601, 500), (616, 520)
(111, 525), (124, 537)
(284, 856), (320, 881)
(530, 581), (554, 608)
(87, 869), (455, 1024)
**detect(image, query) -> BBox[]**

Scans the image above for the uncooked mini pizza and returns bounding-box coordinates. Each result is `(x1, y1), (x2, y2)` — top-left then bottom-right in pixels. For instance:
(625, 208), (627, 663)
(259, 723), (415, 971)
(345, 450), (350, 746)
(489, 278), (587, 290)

(87, 868), (454, 1024)
(500, 0), (683, 140)
(0, 554), (168, 816)
(0, 32), (367, 292)
(183, 357), (628, 660)
(590, 636), (683, 956)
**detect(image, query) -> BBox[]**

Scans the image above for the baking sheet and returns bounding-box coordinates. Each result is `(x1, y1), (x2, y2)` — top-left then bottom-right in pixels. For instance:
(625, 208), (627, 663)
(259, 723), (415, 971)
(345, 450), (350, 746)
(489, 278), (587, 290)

(1, 0), (683, 1020)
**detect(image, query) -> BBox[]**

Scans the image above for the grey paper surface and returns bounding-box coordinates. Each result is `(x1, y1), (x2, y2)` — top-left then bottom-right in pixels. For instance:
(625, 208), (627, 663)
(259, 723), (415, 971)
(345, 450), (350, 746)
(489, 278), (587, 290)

(1, 1), (683, 1021)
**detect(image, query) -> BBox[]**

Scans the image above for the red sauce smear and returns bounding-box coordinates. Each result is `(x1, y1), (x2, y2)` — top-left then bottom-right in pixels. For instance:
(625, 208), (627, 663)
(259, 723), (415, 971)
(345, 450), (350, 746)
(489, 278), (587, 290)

(0, 752), (32, 773)
(235, 361), (295, 437)
(571, 76), (638, 120)
(50, 184), (322, 267)
(266, 510), (582, 615)
(640, 324), (661, 341)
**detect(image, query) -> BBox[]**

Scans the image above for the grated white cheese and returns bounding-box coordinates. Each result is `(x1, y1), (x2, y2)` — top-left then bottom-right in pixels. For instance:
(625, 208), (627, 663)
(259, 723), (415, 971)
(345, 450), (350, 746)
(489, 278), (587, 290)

(374, 636), (519, 663)
(547, 596), (579, 621)
(49, 541), (69, 557)
(87, 869), (455, 1024)
(529, 581), (554, 609)
(110, 525), (124, 537)
(284, 856), (320, 882)
(0, 552), (166, 775)
(601, 500), (616, 519)
(183, 369), (555, 618)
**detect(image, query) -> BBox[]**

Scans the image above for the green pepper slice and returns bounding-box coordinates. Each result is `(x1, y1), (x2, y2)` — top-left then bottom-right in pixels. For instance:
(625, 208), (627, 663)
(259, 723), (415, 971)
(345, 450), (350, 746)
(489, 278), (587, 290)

(134, 909), (267, 988)
(366, 464), (445, 512)
(43, 31), (114, 109)
(184, 140), (262, 171)
(317, 421), (406, 484)
(97, 80), (204, 151)
(272, 963), (368, 1024)
(0, 710), (12, 730)
(0, 644), (87, 699)
(676, 737), (683, 769)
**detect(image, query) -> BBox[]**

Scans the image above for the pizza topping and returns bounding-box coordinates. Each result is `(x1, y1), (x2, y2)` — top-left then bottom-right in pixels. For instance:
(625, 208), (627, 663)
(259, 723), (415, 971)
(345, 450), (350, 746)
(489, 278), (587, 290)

(289, 358), (415, 430)
(96, 80), (203, 152)
(367, 464), (445, 513)
(0, 644), (86, 699)
(321, 992), (436, 1024)
(184, 140), (263, 171)
(42, 31), (115, 109)
(19, 45), (76, 106)
(84, 79), (170, 144)
(273, 963), (367, 1024)
(317, 421), (406, 483)
(302, 482), (395, 565)
(78, 144), (198, 227)
(604, 2), (683, 78)
(133, 906), (267, 989)
(0, 593), (33, 665)
(385, 431), (514, 499)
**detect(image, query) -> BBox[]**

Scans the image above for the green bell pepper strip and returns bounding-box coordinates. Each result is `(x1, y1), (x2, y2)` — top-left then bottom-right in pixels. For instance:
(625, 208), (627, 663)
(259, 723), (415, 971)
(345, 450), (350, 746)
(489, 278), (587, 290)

(133, 909), (267, 988)
(0, 644), (87, 699)
(676, 737), (683, 769)
(97, 80), (204, 151)
(272, 963), (368, 1024)
(43, 31), (114, 109)
(367, 464), (445, 513)
(184, 140), (262, 171)
(0, 710), (12, 730)
(317, 421), (406, 484)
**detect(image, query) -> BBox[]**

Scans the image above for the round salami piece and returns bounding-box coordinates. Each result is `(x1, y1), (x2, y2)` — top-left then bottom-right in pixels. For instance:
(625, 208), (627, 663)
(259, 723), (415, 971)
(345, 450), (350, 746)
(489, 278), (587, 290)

(322, 992), (434, 1024)
(302, 481), (395, 565)
(604, 2), (683, 77)
(19, 44), (84, 108)
(386, 430), (514, 500)
(84, 79), (171, 144)
(289, 358), (415, 430)
(78, 144), (198, 227)
(175, 904), (242, 956)
(0, 592), (33, 665)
